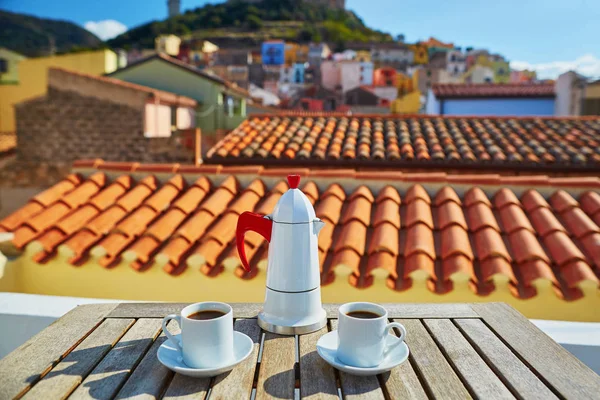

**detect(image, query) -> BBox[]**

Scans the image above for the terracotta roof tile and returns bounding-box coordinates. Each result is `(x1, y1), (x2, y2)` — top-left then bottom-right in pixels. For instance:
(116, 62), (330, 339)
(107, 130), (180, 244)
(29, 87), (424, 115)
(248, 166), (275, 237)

(441, 225), (473, 260)
(529, 207), (567, 238)
(543, 231), (588, 267)
(432, 82), (555, 98)
(499, 204), (535, 234)
(508, 229), (550, 264)
(437, 201), (467, 230)
(208, 114), (600, 170)
(6, 164), (600, 302)
(467, 203), (500, 232)
(550, 190), (579, 213)
(474, 227), (510, 262)
(560, 208), (600, 239)
(521, 189), (551, 213)
(580, 191), (600, 217)
(464, 187), (492, 208)
(373, 199), (401, 229)
(404, 223), (435, 259)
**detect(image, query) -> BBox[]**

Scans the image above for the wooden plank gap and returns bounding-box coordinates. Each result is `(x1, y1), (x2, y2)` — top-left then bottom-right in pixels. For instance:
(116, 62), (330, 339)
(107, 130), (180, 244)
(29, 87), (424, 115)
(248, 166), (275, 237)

(423, 319), (514, 399)
(472, 316), (564, 400)
(453, 318), (558, 400)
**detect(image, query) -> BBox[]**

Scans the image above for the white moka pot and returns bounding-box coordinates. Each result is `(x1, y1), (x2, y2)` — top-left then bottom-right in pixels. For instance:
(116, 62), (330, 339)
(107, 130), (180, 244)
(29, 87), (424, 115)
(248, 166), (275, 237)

(236, 174), (327, 335)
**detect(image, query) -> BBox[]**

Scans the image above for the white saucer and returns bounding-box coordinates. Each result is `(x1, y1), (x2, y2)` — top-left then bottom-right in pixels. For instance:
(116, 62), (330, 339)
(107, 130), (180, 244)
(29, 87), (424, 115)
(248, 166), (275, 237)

(316, 331), (409, 376)
(157, 331), (253, 378)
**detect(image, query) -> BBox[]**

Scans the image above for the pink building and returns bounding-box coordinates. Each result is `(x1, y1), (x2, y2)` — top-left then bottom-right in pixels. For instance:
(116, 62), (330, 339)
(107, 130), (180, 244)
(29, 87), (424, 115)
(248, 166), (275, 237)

(320, 61), (341, 91)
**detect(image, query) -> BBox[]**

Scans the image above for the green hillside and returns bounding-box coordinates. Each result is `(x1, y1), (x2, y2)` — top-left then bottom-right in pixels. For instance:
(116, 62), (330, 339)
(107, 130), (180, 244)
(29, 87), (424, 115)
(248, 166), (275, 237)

(0, 10), (103, 57)
(108, 0), (393, 49)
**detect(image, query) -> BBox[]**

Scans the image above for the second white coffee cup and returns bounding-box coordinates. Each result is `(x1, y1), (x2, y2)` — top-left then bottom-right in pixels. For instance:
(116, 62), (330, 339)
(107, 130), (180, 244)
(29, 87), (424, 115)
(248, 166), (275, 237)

(162, 301), (234, 369)
(337, 302), (407, 368)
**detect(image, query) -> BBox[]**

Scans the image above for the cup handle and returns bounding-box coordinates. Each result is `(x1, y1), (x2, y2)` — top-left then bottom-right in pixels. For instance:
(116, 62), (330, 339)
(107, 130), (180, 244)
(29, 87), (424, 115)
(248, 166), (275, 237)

(383, 322), (407, 358)
(162, 314), (182, 351)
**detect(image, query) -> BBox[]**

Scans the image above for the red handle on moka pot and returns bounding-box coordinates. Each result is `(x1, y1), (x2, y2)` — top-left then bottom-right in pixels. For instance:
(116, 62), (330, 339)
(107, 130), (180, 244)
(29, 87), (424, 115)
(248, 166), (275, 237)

(236, 212), (273, 271)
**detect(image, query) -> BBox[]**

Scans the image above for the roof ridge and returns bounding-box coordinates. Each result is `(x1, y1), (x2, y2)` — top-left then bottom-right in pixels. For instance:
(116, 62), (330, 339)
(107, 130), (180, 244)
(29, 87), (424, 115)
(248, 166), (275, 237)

(49, 67), (196, 107)
(71, 159), (600, 190)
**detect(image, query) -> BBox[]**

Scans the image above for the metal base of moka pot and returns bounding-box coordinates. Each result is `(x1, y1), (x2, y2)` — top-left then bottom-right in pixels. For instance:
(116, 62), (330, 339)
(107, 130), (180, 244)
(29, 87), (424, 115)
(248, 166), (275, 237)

(258, 286), (327, 335)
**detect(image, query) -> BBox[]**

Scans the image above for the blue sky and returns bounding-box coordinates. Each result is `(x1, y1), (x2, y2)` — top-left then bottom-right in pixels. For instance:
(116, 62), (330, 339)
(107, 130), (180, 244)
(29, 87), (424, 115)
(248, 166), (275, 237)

(2, 0), (599, 78)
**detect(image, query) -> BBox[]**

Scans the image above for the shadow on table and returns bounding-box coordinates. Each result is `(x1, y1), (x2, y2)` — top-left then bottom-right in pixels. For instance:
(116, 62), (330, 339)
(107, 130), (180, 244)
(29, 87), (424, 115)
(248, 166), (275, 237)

(263, 348), (390, 399)
(26, 337), (164, 399)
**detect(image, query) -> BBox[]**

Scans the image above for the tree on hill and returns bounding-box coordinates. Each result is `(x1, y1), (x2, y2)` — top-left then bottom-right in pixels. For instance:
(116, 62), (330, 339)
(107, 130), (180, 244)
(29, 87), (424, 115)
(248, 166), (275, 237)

(107, 0), (393, 49)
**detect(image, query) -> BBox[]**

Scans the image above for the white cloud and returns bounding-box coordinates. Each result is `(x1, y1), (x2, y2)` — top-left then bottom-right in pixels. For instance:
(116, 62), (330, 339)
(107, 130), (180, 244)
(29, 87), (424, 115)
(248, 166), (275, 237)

(84, 20), (128, 41)
(510, 54), (600, 80)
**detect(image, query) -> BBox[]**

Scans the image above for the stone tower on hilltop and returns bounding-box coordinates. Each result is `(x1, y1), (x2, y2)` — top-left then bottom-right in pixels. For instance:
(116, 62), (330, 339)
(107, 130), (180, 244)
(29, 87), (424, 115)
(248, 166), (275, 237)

(227, 0), (345, 10)
(168, 0), (181, 17)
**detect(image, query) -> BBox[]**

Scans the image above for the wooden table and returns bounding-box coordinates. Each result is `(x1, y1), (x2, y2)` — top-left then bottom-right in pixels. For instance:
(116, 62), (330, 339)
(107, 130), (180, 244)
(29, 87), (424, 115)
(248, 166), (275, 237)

(1, 302), (599, 400)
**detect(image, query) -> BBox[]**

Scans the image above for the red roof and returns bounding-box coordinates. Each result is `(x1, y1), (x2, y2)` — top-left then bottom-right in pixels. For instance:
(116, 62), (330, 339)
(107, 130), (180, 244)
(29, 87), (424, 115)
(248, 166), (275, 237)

(1, 160), (599, 301)
(207, 114), (600, 170)
(432, 83), (555, 98)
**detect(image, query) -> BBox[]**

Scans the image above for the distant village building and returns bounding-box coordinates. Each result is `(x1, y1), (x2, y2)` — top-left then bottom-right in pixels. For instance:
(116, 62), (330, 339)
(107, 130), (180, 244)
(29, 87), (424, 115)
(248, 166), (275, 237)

(427, 82), (556, 116)
(15, 68), (197, 163)
(555, 71), (587, 116)
(168, 0), (181, 17)
(155, 35), (181, 56)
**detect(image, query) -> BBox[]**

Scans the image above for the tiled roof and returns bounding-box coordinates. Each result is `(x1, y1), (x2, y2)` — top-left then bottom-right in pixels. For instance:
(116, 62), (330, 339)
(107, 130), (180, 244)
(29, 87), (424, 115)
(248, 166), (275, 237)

(432, 83), (555, 98)
(50, 67), (197, 107)
(0, 132), (16, 155)
(2, 160), (599, 302)
(207, 114), (600, 169)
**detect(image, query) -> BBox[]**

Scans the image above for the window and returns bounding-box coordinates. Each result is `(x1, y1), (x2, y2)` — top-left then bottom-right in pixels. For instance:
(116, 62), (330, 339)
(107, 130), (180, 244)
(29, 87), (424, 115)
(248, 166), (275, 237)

(226, 97), (234, 117)
(233, 98), (242, 116)
(0, 58), (7, 73)
(171, 106), (177, 129)
(144, 104), (172, 138)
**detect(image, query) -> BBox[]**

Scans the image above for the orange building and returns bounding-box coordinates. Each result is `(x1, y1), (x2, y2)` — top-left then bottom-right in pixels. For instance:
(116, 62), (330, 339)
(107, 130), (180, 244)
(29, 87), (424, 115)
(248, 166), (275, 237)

(373, 67), (397, 87)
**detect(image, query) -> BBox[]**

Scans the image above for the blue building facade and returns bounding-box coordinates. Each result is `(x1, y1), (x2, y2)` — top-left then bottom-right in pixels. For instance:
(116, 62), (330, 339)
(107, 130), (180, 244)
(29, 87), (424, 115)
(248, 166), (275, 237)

(262, 42), (285, 66)
(426, 89), (556, 116)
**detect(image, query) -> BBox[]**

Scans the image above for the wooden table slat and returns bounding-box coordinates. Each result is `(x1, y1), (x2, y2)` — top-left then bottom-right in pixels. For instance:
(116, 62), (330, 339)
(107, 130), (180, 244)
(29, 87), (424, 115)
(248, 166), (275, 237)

(331, 320), (385, 400)
(423, 319), (515, 399)
(298, 326), (338, 400)
(472, 302), (600, 399)
(108, 303), (479, 319)
(68, 318), (162, 400)
(161, 318), (212, 400)
(378, 321), (428, 400)
(255, 332), (296, 400)
(21, 318), (134, 400)
(162, 374), (211, 400)
(395, 319), (472, 400)
(114, 321), (178, 400)
(0, 303), (119, 400)
(455, 318), (559, 400)
(209, 319), (262, 400)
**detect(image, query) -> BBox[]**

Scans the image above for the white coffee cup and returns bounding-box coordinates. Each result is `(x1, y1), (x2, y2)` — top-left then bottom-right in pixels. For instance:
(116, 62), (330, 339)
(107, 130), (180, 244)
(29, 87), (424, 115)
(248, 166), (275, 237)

(337, 302), (407, 368)
(162, 302), (235, 369)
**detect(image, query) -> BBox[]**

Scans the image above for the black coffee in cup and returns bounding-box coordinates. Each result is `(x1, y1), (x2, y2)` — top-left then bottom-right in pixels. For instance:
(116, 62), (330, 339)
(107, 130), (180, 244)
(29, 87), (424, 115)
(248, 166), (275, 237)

(187, 310), (226, 320)
(346, 310), (381, 319)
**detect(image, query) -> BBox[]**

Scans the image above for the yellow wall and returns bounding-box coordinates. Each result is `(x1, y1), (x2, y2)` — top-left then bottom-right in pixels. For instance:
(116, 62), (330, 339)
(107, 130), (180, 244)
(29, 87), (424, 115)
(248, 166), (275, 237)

(0, 49), (117, 132)
(0, 48), (26, 84)
(355, 50), (371, 62)
(391, 90), (421, 113)
(1, 255), (598, 322)
(409, 44), (428, 65)
(586, 81), (600, 98)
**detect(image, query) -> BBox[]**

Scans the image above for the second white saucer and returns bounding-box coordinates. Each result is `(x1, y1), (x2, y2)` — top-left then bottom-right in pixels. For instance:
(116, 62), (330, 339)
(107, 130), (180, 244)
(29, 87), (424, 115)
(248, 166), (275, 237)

(316, 330), (409, 376)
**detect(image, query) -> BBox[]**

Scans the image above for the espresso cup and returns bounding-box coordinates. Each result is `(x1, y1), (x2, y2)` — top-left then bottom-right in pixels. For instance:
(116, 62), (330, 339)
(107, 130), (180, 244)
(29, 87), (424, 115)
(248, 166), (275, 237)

(162, 302), (234, 369)
(337, 302), (407, 368)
